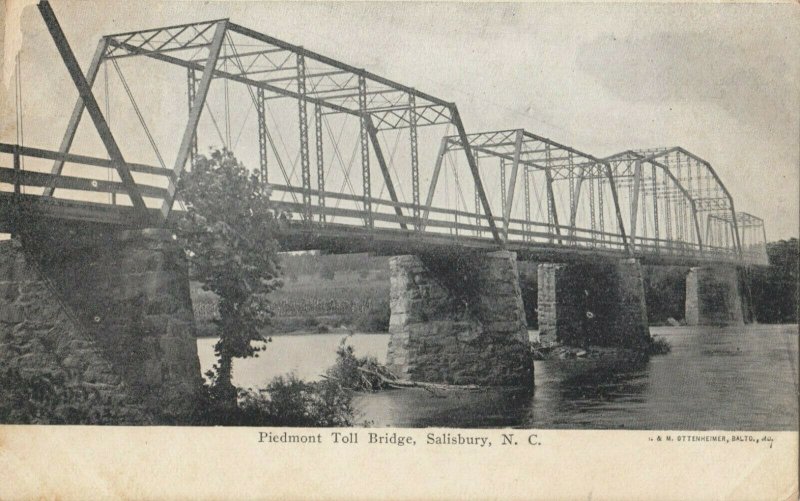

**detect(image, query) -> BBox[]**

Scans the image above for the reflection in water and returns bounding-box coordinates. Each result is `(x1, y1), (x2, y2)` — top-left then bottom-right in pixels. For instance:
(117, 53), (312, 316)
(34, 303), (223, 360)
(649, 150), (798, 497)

(197, 324), (799, 430)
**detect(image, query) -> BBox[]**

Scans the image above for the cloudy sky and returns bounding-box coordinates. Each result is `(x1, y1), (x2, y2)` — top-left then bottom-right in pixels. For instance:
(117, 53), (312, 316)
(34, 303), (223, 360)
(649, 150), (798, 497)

(2, 1), (798, 240)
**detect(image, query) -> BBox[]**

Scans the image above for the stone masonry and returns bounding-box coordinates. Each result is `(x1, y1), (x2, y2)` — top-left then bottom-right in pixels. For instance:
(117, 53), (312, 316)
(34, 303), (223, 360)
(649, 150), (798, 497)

(685, 266), (744, 326)
(386, 251), (534, 388)
(0, 222), (202, 422)
(537, 259), (651, 348)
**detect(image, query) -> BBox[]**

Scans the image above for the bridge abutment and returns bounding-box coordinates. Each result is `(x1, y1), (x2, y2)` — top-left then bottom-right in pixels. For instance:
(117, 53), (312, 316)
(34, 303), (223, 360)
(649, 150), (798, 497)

(537, 259), (651, 347)
(0, 223), (201, 422)
(685, 266), (745, 326)
(386, 251), (534, 388)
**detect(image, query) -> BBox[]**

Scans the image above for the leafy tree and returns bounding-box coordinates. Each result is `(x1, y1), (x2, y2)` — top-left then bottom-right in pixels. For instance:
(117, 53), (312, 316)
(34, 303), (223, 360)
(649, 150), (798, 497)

(750, 238), (799, 323)
(177, 149), (283, 404)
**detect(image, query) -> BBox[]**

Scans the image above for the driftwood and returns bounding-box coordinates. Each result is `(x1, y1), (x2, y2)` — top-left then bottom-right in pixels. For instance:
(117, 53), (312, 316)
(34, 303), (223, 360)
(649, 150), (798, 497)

(355, 366), (483, 393)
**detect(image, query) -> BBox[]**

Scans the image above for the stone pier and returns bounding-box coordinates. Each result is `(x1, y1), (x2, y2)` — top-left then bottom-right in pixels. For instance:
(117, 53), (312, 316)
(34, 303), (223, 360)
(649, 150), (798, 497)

(0, 223), (202, 422)
(685, 266), (745, 326)
(537, 259), (651, 347)
(386, 251), (533, 388)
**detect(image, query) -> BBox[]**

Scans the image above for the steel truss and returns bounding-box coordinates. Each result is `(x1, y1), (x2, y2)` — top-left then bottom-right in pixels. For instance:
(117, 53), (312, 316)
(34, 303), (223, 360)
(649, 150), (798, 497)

(13, 1), (766, 267)
(442, 129), (629, 251)
(41, 9), (501, 241)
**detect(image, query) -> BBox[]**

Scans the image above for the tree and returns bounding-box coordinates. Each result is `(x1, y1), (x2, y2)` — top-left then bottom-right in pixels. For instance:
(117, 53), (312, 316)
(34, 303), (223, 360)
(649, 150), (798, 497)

(750, 238), (799, 323)
(177, 149), (283, 404)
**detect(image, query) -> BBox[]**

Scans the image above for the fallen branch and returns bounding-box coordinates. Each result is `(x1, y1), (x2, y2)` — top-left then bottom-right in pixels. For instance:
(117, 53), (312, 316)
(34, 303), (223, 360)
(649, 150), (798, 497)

(355, 366), (483, 392)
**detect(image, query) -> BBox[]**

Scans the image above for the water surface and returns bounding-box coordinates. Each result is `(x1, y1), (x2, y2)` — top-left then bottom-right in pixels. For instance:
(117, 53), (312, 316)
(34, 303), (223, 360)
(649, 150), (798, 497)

(197, 324), (798, 430)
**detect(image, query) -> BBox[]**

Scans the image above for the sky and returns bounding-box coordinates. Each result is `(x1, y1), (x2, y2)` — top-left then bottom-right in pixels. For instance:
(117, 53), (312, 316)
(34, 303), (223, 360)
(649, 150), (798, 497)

(1, 0), (798, 241)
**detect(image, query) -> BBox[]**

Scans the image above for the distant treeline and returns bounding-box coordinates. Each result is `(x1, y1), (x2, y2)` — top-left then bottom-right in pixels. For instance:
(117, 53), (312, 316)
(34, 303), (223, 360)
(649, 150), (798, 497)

(196, 241), (798, 334)
(749, 239), (798, 324)
(642, 239), (798, 325)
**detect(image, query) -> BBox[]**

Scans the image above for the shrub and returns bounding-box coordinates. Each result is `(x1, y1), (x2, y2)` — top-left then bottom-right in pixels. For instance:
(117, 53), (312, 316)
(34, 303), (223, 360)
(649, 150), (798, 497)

(325, 339), (396, 391)
(190, 374), (355, 427)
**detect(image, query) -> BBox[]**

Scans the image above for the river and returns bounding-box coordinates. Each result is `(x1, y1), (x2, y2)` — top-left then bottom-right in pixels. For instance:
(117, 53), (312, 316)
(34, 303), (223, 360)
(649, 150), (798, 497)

(197, 324), (798, 430)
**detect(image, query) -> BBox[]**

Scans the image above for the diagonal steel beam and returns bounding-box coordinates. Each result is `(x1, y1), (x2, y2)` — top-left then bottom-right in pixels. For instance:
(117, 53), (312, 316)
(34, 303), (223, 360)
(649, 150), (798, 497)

(421, 137), (448, 230)
(449, 105), (502, 245)
(161, 20), (227, 221)
(45, 38), (108, 197)
(38, 0), (147, 218)
(603, 160), (630, 254)
(502, 130), (524, 240)
(366, 116), (407, 230)
(544, 168), (562, 244)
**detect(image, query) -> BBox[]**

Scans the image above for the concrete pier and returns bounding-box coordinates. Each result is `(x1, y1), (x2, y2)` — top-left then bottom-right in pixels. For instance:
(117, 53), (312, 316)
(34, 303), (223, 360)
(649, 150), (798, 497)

(386, 251), (533, 387)
(537, 259), (651, 347)
(685, 266), (745, 326)
(0, 223), (202, 421)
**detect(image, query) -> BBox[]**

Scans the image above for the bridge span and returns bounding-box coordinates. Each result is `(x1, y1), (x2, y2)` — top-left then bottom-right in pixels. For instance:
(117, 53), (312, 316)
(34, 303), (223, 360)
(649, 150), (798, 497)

(0, 1), (770, 409)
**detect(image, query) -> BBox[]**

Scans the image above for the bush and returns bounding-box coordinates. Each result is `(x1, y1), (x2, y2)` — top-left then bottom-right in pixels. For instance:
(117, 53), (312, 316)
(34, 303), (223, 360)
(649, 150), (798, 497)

(325, 339), (396, 391)
(190, 374), (355, 426)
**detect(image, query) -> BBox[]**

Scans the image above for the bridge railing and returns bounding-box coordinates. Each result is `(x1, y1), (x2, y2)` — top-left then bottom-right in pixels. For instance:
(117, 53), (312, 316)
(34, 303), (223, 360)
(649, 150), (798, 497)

(1, 144), (758, 266)
(267, 183), (747, 263)
(0, 143), (175, 225)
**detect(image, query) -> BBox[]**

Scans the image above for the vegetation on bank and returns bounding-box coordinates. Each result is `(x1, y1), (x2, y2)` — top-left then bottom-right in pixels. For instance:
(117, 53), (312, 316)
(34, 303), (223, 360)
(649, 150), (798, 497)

(749, 239), (798, 324)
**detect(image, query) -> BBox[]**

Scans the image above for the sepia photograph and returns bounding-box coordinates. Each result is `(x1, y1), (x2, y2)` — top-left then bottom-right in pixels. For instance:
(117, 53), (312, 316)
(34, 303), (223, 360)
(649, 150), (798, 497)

(1, 0), (798, 498)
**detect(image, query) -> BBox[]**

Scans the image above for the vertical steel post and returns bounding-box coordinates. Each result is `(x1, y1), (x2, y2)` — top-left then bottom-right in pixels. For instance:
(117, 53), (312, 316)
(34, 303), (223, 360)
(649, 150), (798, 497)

(651, 164), (660, 250)
(475, 154), (482, 236)
(314, 104), (325, 224)
(257, 87), (268, 184)
(598, 176), (605, 244)
(187, 68), (198, 171)
(13, 145), (20, 196)
(523, 166), (531, 241)
(358, 75), (372, 228)
(588, 169), (596, 237)
(297, 53), (312, 222)
(11, 145), (20, 237)
(408, 93), (420, 230)
(629, 160), (642, 251)
(499, 158), (507, 219)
